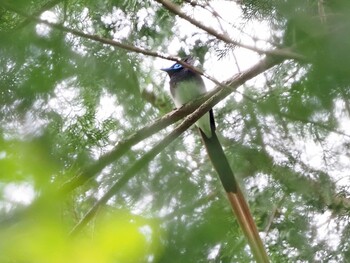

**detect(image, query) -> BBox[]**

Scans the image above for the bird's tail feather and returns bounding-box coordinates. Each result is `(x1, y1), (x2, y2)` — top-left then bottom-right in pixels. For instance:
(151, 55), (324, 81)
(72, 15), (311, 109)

(199, 123), (269, 263)
(199, 126), (237, 193)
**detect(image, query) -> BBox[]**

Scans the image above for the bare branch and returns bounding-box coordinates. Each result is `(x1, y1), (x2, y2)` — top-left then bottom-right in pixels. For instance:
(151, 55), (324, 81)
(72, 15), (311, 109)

(154, 0), (306, 61)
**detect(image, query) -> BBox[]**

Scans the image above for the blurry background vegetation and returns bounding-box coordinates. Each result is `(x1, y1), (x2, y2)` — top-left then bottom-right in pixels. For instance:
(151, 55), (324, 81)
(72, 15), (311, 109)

(1, 0), (350, 262)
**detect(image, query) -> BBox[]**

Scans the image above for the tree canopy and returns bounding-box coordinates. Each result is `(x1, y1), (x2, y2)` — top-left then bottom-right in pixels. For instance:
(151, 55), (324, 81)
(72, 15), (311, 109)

(1, 0), (350, 262)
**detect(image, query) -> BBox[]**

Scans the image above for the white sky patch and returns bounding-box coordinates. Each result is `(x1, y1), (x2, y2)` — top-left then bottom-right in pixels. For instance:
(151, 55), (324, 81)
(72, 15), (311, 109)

(175, 150), (187, 162)
(131, 194), (154, 214)
(246, 172), (270, 192)
(3, 99), (50, 139)
(334, 98), (350, 132)
(101, 7), (132, 40)
(139, 225), (153, 242)
(47, 78), (85, 129)
(3, 182), (35, 206)
(136, 8), (156, 31)
(313, 211), (342, 249)
(208, 244), (221, 260)
(36, 11), (58, 36)
(158, 204), (175, 217)
(296, 136), (325, 170)
(96, 91), (121, 120)
(90, 90), (127, 156)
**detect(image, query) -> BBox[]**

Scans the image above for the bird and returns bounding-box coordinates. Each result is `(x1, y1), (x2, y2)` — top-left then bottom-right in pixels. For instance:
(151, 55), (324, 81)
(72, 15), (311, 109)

(161, 57), (269, 263)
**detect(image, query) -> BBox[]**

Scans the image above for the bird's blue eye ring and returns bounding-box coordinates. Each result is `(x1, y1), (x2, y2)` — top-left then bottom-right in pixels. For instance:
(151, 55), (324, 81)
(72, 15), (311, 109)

(173, 63), (183, 69)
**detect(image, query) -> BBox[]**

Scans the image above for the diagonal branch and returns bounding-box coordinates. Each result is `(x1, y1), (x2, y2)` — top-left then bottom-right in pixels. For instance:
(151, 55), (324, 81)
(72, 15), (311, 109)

(154, 0), (306, 61)
(60, 95), (208, 193)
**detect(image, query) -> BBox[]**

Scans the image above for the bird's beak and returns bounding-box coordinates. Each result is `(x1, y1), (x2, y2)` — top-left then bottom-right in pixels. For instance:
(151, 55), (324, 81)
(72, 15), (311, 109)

(160, 67), (171, 72)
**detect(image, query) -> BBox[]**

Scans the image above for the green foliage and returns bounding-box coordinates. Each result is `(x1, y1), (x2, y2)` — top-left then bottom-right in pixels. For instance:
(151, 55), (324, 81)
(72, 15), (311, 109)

(0, 204), (163, 263)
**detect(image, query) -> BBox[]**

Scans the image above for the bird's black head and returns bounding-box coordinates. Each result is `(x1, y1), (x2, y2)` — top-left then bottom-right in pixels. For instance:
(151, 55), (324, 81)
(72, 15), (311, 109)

(161, 57), (194, 77)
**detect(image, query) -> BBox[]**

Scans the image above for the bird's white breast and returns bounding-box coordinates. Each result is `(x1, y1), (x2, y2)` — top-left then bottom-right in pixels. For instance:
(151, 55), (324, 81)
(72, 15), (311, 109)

(171, 80), (212, 138)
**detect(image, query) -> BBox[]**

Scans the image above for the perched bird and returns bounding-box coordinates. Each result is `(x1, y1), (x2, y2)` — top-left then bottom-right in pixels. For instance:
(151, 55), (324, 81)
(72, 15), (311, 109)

(161, 57), (269, 263)
(161, 57), (237, 192)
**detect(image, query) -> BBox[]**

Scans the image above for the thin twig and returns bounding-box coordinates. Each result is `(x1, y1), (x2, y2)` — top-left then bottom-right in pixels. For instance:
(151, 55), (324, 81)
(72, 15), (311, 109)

(154, 0), (306, 61)
(279, 112), (350, 138)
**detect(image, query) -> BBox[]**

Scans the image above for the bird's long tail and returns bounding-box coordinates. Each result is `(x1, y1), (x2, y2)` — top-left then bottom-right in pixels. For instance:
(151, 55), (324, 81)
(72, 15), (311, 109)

(199, 111), (269, 263)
